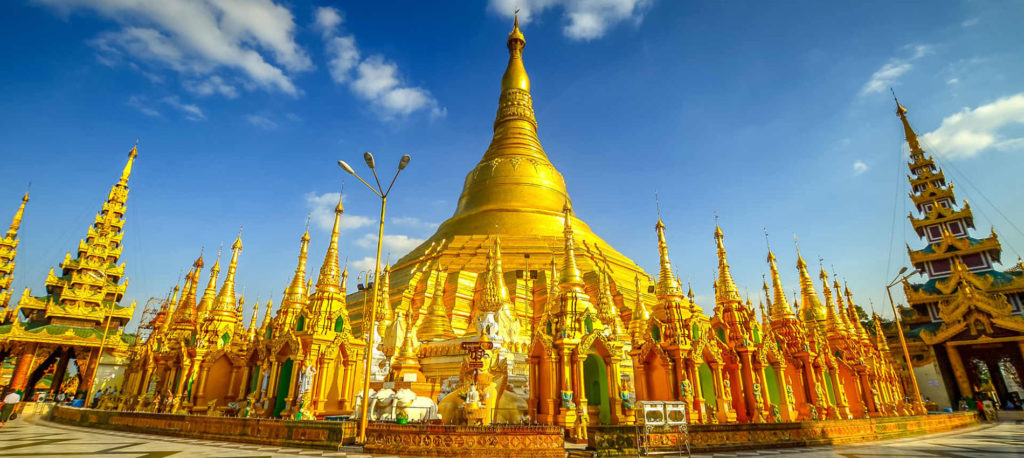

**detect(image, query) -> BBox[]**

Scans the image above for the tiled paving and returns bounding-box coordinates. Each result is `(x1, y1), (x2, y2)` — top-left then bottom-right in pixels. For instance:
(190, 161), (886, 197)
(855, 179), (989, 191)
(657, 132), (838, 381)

(1, 418), (1021, 457)
(689, 422), (1023, 457)
(0, 419), (392, 457)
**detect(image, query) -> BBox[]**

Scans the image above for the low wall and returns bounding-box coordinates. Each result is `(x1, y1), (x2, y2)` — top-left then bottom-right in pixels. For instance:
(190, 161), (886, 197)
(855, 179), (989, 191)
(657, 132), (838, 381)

(16, 402), (55, 421)
(364, 423), (565, 457)
(50, 406), (357, 450)
(589, 412), (979, 456)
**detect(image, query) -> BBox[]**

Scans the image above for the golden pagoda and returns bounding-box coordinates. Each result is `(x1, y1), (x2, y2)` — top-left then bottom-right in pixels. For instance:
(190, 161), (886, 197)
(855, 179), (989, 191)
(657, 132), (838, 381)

(0, 145), (138, 401)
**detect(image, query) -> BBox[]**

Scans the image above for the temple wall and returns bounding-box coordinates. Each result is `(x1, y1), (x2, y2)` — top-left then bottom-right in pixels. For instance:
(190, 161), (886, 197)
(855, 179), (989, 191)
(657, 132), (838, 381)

(588, 411), (978, 456)
(914, 361), (952, 410)
(50, 406), (357, 449)
(363, 423), (564, 457)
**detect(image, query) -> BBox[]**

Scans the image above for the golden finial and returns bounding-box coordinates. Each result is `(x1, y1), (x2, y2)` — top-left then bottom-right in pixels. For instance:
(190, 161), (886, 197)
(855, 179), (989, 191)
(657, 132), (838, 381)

(120, 141), (138, 184)
(714, 220), (740, 304)
(502, 10), (529, 92)
(654, 211), (682, 298)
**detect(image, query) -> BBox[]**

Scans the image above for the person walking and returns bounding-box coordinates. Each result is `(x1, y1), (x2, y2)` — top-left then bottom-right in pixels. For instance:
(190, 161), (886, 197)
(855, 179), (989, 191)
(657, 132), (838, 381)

(1, 390), (22, 428)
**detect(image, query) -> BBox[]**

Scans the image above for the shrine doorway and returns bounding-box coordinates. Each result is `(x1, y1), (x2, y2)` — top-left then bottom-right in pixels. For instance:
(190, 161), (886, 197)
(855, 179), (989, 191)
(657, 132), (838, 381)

(274, 358), (294, 417)
(583, 353), (610, 424)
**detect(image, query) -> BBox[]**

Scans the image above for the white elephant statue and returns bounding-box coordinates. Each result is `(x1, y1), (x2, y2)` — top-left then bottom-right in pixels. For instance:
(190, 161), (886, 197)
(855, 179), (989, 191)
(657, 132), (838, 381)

(392, 388), (439, 422)
(351, 388), (376, 420)
(370, 388), (397, 421)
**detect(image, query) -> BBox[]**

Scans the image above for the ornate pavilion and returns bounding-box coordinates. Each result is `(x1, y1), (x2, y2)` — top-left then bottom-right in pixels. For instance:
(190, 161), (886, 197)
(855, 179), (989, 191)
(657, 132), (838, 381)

(3, 19), (915, 440)
(0, 146), (138, 401)
(883, 100), (1024, 410)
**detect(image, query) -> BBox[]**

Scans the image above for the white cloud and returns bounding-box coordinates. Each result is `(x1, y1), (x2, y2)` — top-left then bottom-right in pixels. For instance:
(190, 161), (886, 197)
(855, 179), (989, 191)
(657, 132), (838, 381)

(313, 7), (443, 119)
(920, 93), (1024, 159)
(38, 0), (310, 96)
(489, 0), (651, 41)
(947, 78), (960, 85)
(304, 192), (373, 232)
(161, 96), (204, 121)
(351, 256), (377, 273)
(962, 18), (980, 28)
(184, 76), (239, 98)
(127, 95), (160, 117)
(392, 217), (439, 230)
(860, 44), (932, 96)
(355, 233), (424, 258)
(245, 114), (278, 130)
(852, 160), (869, 175)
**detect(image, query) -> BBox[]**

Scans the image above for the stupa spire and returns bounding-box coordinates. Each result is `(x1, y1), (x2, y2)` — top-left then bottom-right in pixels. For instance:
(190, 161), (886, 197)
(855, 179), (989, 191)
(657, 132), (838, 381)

(316, 196), (344, 290)
(6, 190), (28, 238)
(893, 90), (924, 159)
(767, 250), (794, 319)
(308, 196), (347, 332)
(417, 267), (456, 342)
(655, 218), (683, 297)
(819, 265), (845, 334)
(714, 223), (741, 304)
(197, 247), (221, 315)
(119, 143), (138, 185)
(171, 253), (203, 331)
(843, 283), (869, 341)
(630, 274), (650, 341)
(213, 232), (242, 314)
(283, 227), (310, 312)
(795, 241), (826, 326)
(559, 203), (584, 288)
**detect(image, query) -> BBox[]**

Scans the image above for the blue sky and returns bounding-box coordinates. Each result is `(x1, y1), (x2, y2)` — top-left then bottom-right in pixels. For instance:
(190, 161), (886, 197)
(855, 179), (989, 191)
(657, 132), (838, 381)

(2, 1), (1023, 328)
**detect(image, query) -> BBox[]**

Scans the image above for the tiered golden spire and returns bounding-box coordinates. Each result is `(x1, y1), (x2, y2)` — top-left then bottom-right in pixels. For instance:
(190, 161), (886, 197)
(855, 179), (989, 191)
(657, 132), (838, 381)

(170, 253), (203, 332)
(843, 284), (869, 342)
(480, 235), (513, 312)
(819, 266), (846, 335)
(767, 250), (794, 319)
(0, 191), (29, 311)
(795, 245), (826, 326)
(247, 298), (261, 341)
(282, 227), (310, 313)
(6, 191), (28, 238)
(559, 203), (584, 289)
(630, 274), (650, 342)
(714, 224), (741, 305)
(597, 268), (625, 335)
(873, 314), (891, 352)
(308, 196), (347, 332)
(417, 268), (455, 342)
(212, 233), (242, 319)
(119, 144), (138, 185)
(197, 248), (221, 315)
(832, 277), (851, 332)
(893, 92), (924, 159)
(655, 218), (683, 298)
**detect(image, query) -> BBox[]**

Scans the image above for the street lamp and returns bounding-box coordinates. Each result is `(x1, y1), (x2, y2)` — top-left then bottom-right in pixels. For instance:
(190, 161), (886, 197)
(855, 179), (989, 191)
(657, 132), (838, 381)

(338, 152), (410, 444)
(885, 266), (927, 415)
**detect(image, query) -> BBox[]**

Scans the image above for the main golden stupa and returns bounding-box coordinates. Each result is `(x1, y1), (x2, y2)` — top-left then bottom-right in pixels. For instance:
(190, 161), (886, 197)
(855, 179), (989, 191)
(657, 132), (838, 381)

(346, 16), (655, 346)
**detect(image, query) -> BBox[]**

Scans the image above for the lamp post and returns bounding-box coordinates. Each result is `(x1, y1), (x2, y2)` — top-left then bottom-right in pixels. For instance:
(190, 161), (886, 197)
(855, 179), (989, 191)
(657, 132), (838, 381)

(338, 152), (410, 444)
(86, 270), (118, 409)
(886, 266), (927, 415)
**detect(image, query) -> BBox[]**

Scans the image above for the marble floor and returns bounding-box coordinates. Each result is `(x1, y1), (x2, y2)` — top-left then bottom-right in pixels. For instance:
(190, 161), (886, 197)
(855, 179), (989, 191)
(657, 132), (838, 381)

(0, 418), (1020, 457)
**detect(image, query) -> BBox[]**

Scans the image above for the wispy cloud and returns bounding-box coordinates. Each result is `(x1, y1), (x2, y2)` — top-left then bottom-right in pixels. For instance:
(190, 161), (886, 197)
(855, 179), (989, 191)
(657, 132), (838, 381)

(852, 160), (869, 175)
(184, 76), (238, 98)
(161, 96), (204, 121)
(962, 18), (980, 28)
(489, 0), (652, 41)
(127, 95), (160, 117)
(246, 114), (278, 130)
(304, 192), (373, 232)
(38, 0), (311, 96)
(313, 6), (444, 120)
(860, 44), (933, 96)
(921, 93), (1024, 159)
